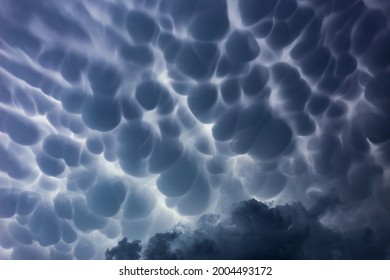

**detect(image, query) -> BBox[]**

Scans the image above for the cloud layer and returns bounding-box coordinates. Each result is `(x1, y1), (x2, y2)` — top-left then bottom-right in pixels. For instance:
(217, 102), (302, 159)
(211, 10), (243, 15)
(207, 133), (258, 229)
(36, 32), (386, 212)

(0, 0), (390, 259)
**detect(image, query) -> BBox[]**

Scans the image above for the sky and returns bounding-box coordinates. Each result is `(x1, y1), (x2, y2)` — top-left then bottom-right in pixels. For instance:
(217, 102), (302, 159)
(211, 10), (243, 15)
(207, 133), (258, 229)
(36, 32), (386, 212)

(0, 0), (390, 260)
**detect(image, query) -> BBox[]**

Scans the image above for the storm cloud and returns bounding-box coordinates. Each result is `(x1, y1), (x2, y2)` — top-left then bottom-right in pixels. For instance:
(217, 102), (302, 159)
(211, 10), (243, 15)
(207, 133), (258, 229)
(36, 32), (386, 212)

(106, 198), (390, 260)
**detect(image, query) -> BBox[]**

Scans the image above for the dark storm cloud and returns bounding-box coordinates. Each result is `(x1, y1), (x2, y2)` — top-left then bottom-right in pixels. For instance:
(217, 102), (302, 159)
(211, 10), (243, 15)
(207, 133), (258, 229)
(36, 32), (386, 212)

(105, 238), (142, 260)
(106, 199), (390, 260)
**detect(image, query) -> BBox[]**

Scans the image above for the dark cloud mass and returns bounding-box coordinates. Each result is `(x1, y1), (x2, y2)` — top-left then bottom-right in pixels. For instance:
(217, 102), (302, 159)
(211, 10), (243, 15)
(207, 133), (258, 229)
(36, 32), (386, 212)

(107, 199), (390, 260)
(1, 0), (390, 259)
(105, 238), (142, 260)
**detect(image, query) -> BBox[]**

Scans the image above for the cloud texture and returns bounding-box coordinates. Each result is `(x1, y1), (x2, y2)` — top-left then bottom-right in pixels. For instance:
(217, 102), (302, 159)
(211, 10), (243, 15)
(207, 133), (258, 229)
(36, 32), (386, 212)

(0, 0), (390, 259)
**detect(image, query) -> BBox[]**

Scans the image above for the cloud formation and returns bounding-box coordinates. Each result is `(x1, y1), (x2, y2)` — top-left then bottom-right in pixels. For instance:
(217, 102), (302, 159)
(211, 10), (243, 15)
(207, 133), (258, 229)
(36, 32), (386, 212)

(0, 0), (390, 259)
(106, 199), (390, 260)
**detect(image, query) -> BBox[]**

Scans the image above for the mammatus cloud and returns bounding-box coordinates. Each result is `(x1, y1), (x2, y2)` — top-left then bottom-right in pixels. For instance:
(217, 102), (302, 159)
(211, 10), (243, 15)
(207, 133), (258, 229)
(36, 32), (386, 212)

(0, 0), (390, 259)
